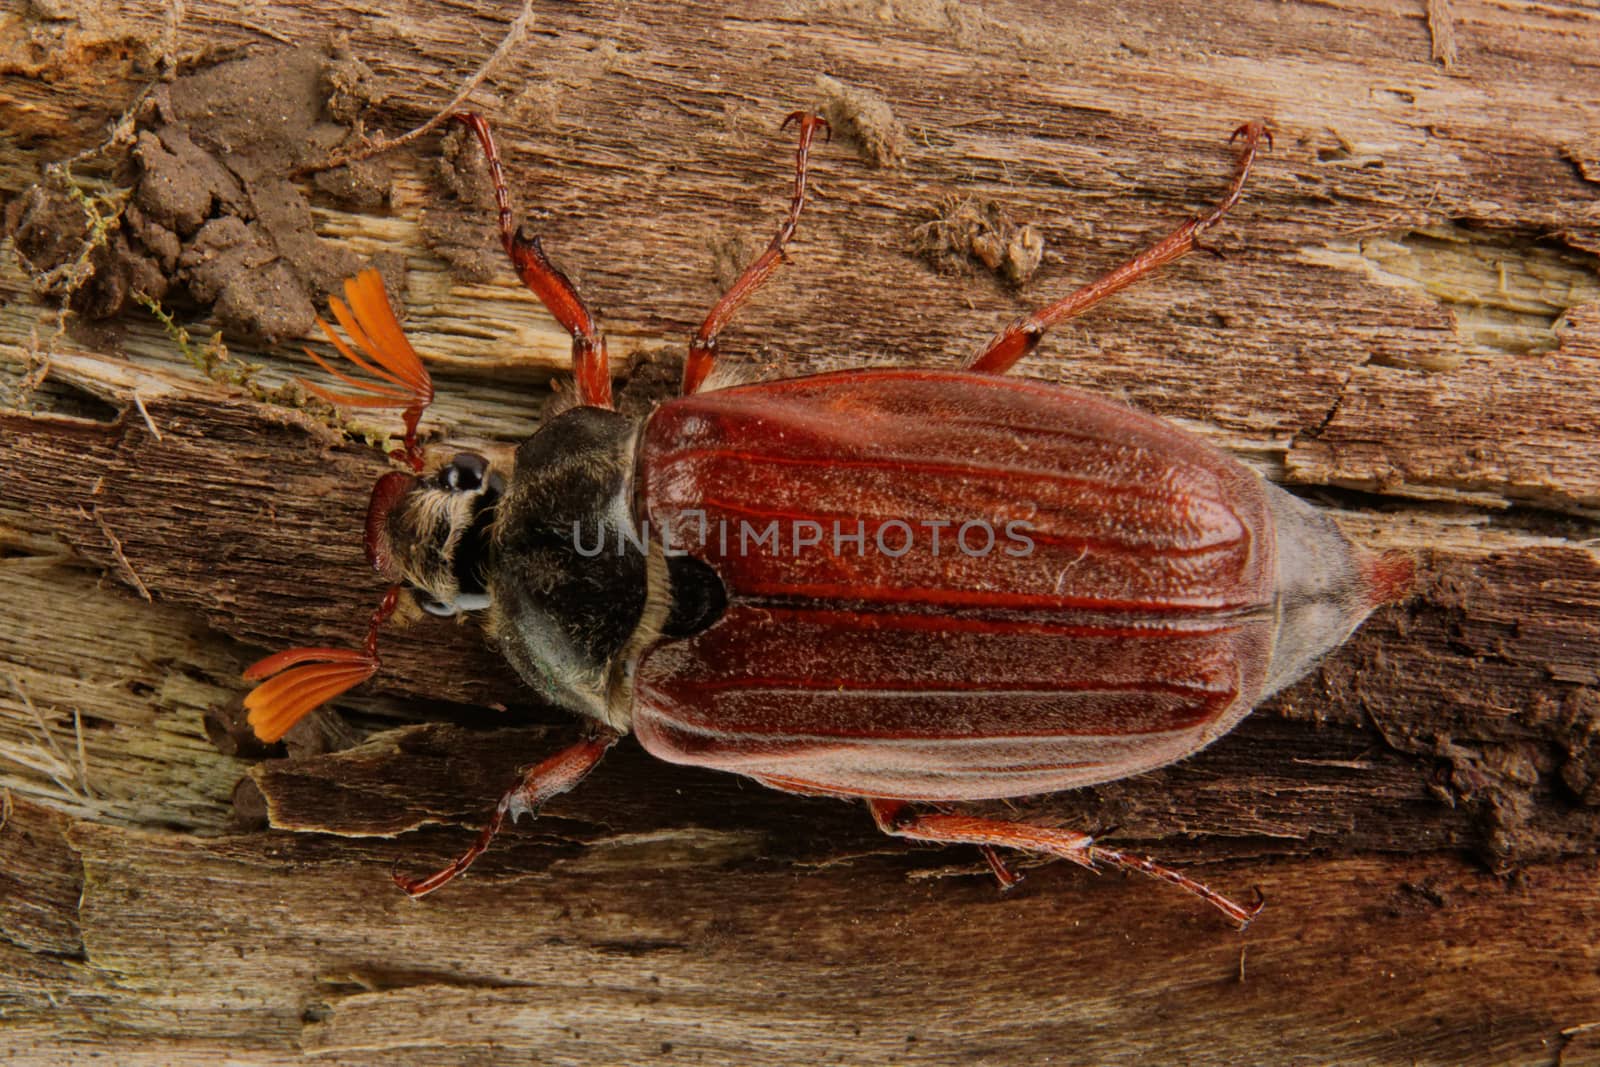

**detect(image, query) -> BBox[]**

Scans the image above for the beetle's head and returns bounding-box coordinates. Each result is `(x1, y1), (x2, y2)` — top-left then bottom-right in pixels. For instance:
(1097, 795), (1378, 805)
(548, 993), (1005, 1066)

(242, 268), (448, 744)
(366, 453), (504, 618)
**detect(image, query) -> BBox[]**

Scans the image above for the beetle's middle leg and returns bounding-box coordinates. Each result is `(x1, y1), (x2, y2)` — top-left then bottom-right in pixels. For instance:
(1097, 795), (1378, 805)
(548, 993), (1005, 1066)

(392, 728), (619, 899)
(966, 121), (1270, 376)
(454, 113), (614, 409)
(868, 798), (1261, 929)
(682, 112), (830, 395)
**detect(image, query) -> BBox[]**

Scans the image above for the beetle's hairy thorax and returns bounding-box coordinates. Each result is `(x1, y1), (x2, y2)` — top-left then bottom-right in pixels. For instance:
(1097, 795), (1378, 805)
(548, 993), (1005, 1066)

(486, 407), (669, 732)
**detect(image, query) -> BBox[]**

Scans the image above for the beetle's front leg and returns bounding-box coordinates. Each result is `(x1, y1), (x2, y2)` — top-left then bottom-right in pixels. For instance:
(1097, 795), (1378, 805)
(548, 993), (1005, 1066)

(453, 112), (614, 409)
(393, 727), (620, 898)
(967, 121), (1270, 375)
(867, 798), (1261, 929)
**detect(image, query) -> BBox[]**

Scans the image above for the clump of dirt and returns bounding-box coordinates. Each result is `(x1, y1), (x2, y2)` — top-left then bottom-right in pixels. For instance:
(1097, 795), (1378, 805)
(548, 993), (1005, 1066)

(813, 74), (905, 168)
(913, 194), (1045, 286)
(322, 44), (389, 128)
(1563, 141), (1600, 186)
(7, 181), (163, 318)
(417, 122), (502, 284)
(614, 345), (686, 420)
(5, 43), (397, 345)
(1556, 686), (1600, 805)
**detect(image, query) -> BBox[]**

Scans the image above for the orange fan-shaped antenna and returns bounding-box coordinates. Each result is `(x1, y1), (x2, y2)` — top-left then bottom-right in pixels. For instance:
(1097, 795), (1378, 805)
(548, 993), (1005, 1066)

(301, 269), (435, 471)
(241, 585), (401, 743)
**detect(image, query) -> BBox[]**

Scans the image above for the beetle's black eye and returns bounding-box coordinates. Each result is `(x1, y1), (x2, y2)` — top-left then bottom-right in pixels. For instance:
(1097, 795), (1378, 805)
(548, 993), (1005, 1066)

(441, 453), (488, 492)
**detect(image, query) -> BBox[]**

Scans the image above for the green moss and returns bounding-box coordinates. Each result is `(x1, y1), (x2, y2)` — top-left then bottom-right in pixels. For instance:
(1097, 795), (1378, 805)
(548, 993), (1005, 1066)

(134, 294), (399, 458)
(133, 292), (261, 389)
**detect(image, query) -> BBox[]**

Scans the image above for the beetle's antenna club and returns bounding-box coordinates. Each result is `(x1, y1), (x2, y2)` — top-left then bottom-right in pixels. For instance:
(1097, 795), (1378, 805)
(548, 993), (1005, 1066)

(242, 585), (402, 742)
(300, 269), (435, 472)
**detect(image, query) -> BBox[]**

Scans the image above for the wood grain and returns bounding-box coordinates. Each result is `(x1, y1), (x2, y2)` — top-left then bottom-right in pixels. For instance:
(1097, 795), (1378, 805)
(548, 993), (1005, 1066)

(1, 0), (1597, 1063)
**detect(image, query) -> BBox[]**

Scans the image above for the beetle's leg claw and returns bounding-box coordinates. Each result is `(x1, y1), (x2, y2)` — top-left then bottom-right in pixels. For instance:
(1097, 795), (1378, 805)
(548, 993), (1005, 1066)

(1228, 120), (1273, 151)
(980, 844), (1027, 891)
(780, 110), (831, 143)
(1192, 232), (1228, 260)
(1239, 886), (1268, 929)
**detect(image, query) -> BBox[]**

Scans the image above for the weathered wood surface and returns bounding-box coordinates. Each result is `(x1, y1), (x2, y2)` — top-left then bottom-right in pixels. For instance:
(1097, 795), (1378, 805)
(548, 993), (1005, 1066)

(1, 0), (1598, 1063)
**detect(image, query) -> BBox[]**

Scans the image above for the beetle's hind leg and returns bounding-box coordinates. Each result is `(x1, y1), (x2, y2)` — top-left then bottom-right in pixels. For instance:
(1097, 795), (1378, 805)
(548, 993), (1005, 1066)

(966, 121), (1270, 376)
(867, 798), (1261, 929)
(682, 112), (830, 395)
(978, 844), (1026, 891)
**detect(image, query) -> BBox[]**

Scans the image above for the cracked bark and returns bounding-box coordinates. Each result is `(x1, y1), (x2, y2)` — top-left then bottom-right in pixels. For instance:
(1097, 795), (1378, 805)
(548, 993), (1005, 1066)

(2, 0), (1599, 1064)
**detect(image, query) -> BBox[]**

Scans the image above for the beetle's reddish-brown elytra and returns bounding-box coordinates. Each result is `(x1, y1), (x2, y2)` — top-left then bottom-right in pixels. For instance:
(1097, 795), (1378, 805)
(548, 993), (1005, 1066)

(244, 112), (1411, 926)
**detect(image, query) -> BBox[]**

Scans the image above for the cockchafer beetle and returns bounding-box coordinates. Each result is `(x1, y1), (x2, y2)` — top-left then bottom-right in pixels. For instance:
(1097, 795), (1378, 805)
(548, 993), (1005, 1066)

(243, 111), (1412, 927)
